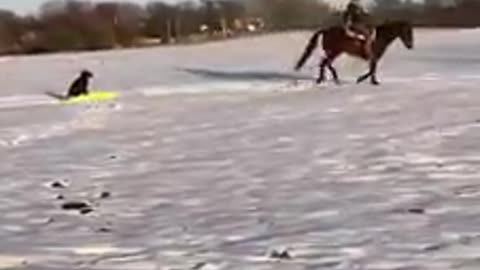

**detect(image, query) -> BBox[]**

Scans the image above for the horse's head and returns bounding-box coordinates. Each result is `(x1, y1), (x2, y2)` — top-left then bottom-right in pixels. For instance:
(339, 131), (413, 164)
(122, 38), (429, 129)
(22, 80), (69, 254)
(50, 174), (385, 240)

(397, 21), (414, 49)
(378, 20), (414, 50)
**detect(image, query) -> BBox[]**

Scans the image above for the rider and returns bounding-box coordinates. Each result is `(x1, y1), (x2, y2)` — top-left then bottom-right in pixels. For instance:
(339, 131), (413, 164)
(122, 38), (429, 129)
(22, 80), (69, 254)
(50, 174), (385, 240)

(343, 0), (372, 57)
(67, 70), (93, 98)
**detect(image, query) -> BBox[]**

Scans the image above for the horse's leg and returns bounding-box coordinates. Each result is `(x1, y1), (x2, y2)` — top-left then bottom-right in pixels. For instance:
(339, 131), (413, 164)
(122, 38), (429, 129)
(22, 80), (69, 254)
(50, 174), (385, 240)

(327, 63), (340, 85)
(357, 58), (376, 84)
(326, 54), (341, 85)
(317, 51), (340, 84)
(356, 70), (371, 84)
(370, 61), (380, 85)
(316, 57), (328, 84)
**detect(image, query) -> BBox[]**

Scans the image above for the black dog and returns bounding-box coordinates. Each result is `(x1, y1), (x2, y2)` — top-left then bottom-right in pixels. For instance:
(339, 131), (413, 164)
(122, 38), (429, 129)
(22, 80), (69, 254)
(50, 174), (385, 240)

(67, 70), (93, 98)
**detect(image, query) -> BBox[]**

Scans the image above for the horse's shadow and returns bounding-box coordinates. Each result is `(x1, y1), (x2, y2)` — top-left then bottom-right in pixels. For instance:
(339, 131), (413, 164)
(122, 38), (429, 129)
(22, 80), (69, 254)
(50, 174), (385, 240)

(178, 67), (312, 82)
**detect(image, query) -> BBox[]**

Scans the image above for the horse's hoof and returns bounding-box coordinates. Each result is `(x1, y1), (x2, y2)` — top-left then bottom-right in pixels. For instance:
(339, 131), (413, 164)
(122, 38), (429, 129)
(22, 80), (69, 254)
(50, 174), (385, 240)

(371, 80), (380, 86)
(316, 78), (324, 84)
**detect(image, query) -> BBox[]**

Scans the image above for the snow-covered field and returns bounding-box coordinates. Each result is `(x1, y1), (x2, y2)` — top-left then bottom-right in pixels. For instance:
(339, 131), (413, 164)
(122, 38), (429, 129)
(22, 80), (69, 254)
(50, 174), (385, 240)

(1, 29), (480, 269)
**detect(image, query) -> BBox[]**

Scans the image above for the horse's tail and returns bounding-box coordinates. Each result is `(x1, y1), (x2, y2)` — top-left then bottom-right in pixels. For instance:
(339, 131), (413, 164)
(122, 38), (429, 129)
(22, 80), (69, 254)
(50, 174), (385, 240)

(294, 29), (324, 71)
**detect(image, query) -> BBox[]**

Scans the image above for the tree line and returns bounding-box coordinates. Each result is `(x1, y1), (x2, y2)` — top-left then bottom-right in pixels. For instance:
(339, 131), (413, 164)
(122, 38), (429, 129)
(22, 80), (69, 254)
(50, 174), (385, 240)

(372, 0), (480, 28)
(0, 0), (478, 55)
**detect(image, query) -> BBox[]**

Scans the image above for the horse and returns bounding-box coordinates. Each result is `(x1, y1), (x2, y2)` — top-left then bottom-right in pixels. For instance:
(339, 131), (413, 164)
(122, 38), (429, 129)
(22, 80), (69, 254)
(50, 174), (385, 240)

(294, 20), (414, 85)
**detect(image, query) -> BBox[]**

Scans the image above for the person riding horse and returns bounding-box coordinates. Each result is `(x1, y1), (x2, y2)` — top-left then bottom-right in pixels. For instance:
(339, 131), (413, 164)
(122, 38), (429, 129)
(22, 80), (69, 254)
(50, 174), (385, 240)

(343, 0), (373, 56)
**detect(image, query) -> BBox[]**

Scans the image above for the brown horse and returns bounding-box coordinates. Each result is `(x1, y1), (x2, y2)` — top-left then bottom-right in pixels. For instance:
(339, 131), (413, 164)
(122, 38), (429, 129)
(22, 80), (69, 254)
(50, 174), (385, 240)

(294, 20), (414, 85)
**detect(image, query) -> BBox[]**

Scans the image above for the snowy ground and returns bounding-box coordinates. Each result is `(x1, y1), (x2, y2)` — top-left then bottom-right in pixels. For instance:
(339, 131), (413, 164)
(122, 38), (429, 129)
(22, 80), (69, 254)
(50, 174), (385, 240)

(1, 29), (480, 269)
